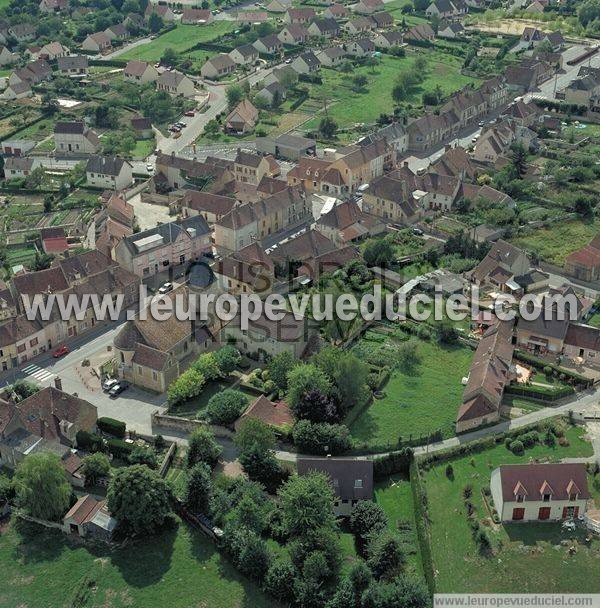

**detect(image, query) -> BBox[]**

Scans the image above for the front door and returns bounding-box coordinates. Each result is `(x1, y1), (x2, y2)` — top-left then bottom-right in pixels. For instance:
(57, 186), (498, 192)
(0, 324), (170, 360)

(538, 507), (551, 520)
(512, 508), (525, 521)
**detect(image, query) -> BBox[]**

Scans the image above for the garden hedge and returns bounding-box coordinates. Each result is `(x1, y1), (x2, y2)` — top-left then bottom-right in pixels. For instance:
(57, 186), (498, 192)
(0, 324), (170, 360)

(513, 350), (592, 387)
(97, 417), (127, 438)
(76, 430), (104, 452)
(107, 438), (134, 459)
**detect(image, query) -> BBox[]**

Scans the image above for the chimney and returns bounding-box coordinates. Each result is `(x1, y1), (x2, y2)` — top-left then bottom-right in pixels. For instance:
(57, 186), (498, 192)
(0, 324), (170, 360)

(403, 161), (408, 167)
(54, 376), (62, 391)
(445, 144), (451, 152)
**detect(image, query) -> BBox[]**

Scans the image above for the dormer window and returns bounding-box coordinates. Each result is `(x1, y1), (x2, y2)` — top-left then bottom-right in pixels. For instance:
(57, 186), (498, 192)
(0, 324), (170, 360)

(516, 494), (524, 503)
(543, 493), (551, 502)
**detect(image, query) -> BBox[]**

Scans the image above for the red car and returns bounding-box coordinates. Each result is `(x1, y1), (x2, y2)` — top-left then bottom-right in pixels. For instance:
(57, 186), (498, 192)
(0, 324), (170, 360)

(53, 345), (69, 358)
(184, 110), (195, 117)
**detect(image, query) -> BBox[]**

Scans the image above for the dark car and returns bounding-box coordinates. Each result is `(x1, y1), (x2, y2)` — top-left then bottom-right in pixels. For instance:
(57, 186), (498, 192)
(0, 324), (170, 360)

(109, 381), (130, 398)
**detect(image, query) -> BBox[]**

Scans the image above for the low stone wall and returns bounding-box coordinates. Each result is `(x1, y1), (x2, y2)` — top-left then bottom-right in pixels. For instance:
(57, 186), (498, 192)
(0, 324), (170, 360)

(151, 411), (235, 439)
(18, 512), (64, 531)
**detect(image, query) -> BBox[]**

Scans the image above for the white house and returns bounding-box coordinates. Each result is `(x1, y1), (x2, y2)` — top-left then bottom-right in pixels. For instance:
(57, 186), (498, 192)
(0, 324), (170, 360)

(490, 463), (590, 523)
(86, 155), (133, 190)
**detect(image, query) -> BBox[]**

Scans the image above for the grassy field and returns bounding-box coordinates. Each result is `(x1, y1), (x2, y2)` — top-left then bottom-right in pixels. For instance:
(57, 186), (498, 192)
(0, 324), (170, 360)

(0, 519), (274, 608)
(119, 23), (236, 64)
(132, 138), (155, 159)
(303, 52), (479, 131)
(374, 474), (424, 579)
(350, 338), (473, 450)
(511, 218), (600, 266)
(422, 425), (598, 593)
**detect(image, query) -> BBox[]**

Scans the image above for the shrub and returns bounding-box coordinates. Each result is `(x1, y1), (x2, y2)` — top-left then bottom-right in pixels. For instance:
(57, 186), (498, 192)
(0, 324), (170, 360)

(107, 438), (134, 459)
(462, 484), (473, 499)
(509, 440), (524, 455)
(543, 365), (552, 376)
(206, 389), (248, 425)
(292, 420), (351, 455)
(445, 464), (454, 479)
(97, 417), (126, 438)
(76, 430), (104, 452)
(128, 446), (158, 469)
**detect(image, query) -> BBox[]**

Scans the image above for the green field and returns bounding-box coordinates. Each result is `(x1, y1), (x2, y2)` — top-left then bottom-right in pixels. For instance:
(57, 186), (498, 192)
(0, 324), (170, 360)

(304, 52), (479, 130)
(0, 519), (273, 608)
(119, 23), (236, 64)
(350, 338), (473, 450)
(422, 424), (597, 593)
(511, 218), (600, 266)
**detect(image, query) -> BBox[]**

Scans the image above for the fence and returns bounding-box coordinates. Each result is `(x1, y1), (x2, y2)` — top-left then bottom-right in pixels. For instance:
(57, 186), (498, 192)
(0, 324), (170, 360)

(158, 442), (177, 478)
(17, 511), (64, 531)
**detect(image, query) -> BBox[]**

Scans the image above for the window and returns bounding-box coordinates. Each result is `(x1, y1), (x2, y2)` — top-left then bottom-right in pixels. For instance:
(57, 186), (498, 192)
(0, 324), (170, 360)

(137, 365), (142, 374)
(516, 494), (524, 503)
(29, 337), (38, 347)
(543, 493), (551, 502)
(152, 371), (158, 381)
(354, 479), (363, 489)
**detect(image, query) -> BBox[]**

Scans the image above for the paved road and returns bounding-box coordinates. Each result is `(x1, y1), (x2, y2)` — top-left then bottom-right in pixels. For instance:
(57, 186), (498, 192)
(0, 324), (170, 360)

(270, 387), (600, 462)
(99, 36), (153, 61)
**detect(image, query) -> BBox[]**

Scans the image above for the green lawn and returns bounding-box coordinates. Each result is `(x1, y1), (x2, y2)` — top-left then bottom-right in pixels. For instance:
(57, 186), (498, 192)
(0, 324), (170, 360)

(511, 218), (600, 266)
(169, 381), (255, 419)
(586, 312), (600, 328)
(132, 138), (155, 159)
(350, 338), (473, 450)
(374, 474), (424, 580)
(0, 519), (273, 608)
(303, 53), (479, 130)
(119, 23), (236, 64)
(422, 425), (598, 593)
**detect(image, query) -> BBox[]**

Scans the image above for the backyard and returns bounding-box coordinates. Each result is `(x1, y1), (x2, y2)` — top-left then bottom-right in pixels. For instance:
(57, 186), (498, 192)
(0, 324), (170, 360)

(168, 380), (257, 419)
(0, 519), (273, 608)
(374, 474), (424, 580)
(422, 424), (599, 593)
(349, 335), (474, 450)
(511, 217), (600, 267)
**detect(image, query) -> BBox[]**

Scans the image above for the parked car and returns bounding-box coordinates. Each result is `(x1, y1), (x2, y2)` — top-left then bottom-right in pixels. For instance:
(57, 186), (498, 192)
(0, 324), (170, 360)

(412, 227), (424, 236)
(184, 110), (195, 117)
(146, 164), (154, 173)
(102, 378), (119, 392)
(109, 381), (129, 398)
(158, 282), (174, 295)
(52, 344), (69, 358)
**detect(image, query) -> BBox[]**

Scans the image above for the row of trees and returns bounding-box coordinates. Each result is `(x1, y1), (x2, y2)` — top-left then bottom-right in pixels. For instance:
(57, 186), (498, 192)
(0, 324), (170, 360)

(167, 346), (241, 406)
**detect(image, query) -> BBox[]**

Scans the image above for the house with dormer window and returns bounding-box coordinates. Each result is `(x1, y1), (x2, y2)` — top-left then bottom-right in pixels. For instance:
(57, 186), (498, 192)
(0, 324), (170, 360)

(490, 463), (590, 523)
(297, 457), (374, 516)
